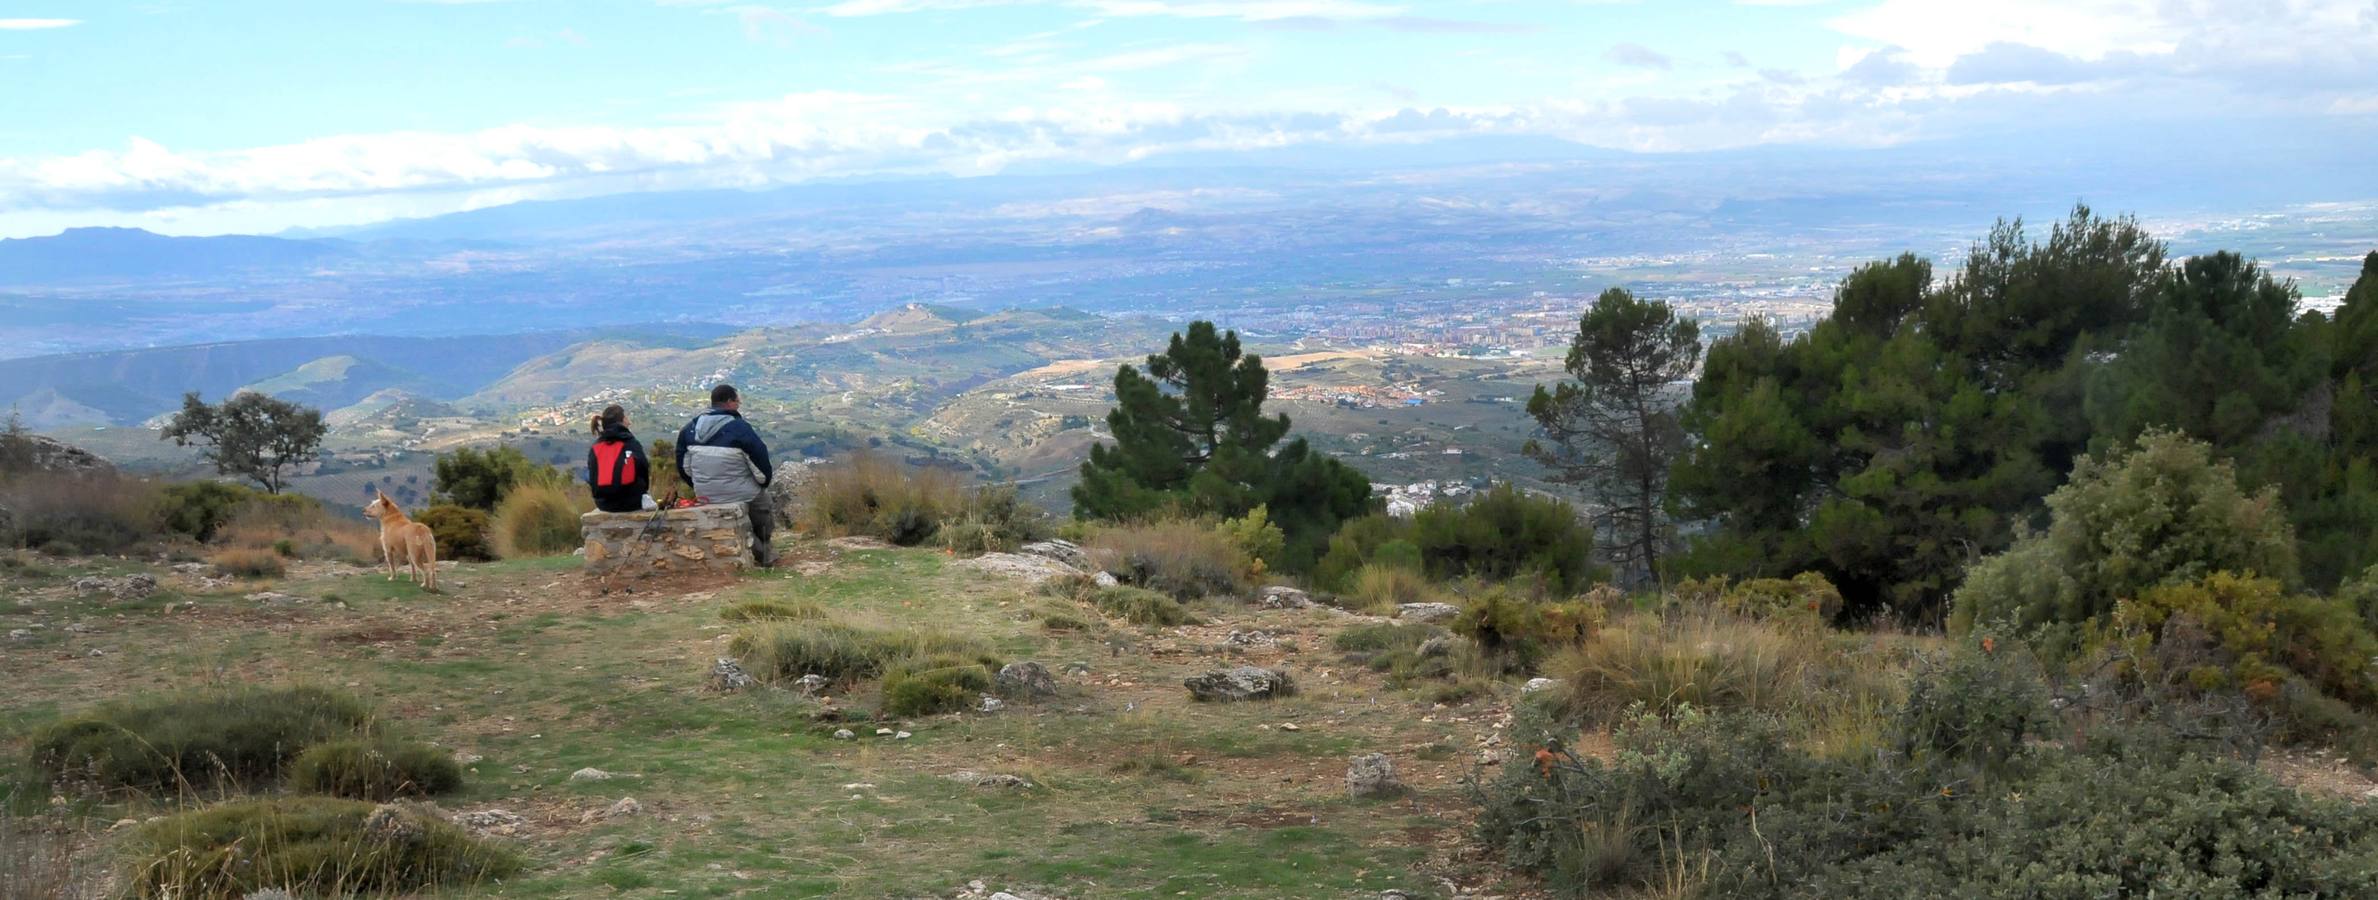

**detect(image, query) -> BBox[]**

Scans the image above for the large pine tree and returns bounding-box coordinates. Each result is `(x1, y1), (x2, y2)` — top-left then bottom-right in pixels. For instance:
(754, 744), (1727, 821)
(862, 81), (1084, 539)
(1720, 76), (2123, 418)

(1526, 287), (1700, 584)
(1073, 321), (1370, 571)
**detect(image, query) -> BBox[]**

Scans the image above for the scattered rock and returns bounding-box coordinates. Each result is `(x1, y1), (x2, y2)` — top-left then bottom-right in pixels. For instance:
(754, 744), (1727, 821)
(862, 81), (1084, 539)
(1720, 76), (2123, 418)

(945, 771), (1034, 789)
(996, 661), (1058, 699)
(1019, 539), (1094, 571)
(826, 536), (896, 551)
(1225, 629), (1277, 648)
(955, 552), (1081, 585)
(115, 573), (158, 599)
(1398, 602), (1461, 624)
(1378, 891), (1415, 900)
(1416, 636), (1452, 658)
(896, 731), (913, 740)
(876, 728), (895, 736)
(241, 889), (298, 900)
(453, 750), (484, 765)
(1255, 585), (1314, 609)
(1521, 677), (1561, 694)
(792, 673), (831, 695)
(1347, 753), (1405, 798)
(707, 658), (759, 692)
(245, 591), (308, 606)
(1060, 661), (1091, 676)
(833, 729), (856, 740)
(6, 629), (30, 642)
(1092, 571), (1121, 588)
(449, 808), (527, 836)
(569, 767), (614, 782)
(978, 695), (1006, 713)
(71, 577), (108, 596)
(1184, 666), (1295, 702)
(362, 803), (425, 843)
(603, 797), (642, 819)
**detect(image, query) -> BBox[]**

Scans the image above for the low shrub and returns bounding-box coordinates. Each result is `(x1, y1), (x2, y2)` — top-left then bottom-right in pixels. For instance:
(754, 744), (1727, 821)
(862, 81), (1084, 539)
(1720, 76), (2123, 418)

(1717, 572), (1843, 626)
(1548, 609), (1823, 724)
(800, 453), (965, 546)
(213, 494), (380, 565)
(288, 739), (464, 801)
(2102, 571), (2378, 708)
(2346, 564), (2378, 632)
(1333, 622), (1461, 687)
(1214, 505), (1285, 577)
(0, 473), (163, 556)
(121, 797), (520, 898)
(1890, 643), (2049, 773)
(1312, 513), (1416, 592)
(156, 481), (264, 541)
(938, 484), (1053, 554)
(29, 686), (373, 792)
(1090, 585), (1193, 627)
(1450, 587), (1602, 673)
(1087, 518), (1249, 600)
(209, 546), (287, 579)
(0, 800), (100, 899)
(727, 621), (996, 685)
(488, 481), (587, 559)
(1028, 601), (1097, 632)
(432, 445), (566, 510)
(1413, 484), (1600, 594)
(719, 598), (826, 622)
(1343, 564), (1445, 614)
(414, 505), (494, 562)
(880, 659), (998, 717)
(1475, 700), (2378, 899)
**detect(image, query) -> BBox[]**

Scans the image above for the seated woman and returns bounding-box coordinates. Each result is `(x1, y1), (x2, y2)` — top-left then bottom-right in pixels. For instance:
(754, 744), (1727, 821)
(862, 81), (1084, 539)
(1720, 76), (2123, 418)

(585, 404), (652, 513)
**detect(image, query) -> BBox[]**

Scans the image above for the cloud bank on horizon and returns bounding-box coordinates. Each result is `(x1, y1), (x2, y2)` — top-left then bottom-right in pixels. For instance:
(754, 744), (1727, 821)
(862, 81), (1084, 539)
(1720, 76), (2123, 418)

(2, 0), (2373, 236)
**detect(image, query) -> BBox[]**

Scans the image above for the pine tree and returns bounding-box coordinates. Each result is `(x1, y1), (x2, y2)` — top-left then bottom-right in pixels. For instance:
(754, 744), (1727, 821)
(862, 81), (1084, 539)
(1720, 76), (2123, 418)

(1073, 321), (1369, 571)
(1526, 287), (1700, 584)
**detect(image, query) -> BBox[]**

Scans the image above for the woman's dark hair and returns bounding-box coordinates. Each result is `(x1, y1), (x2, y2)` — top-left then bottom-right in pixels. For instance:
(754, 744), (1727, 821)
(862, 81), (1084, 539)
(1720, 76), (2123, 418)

(590, 404), (627, 436)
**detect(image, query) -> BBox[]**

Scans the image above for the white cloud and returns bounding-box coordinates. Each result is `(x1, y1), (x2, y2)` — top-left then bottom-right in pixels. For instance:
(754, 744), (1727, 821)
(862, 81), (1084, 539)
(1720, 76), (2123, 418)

(0, 18), (78, 29)
(813, 0), (1403, 20)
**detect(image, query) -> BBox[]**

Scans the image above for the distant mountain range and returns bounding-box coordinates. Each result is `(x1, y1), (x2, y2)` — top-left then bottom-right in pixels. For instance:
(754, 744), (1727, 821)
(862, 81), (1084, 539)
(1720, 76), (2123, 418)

(0, 227), (352, 284)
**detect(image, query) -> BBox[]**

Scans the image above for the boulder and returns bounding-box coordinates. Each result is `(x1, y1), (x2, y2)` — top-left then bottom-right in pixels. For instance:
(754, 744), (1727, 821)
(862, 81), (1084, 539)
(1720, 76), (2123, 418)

(763, 458), (822, 530)
(706, 658), (758, 692)
(996, 661), (1058, 699)
(1255, 585), (1314, 609)
(1521, 677), (1562, 695)
(1093, 571), (1121, 588)
(792, 673), (831, 695)
(1416, 636), (1452, 659)
(568, 767), (614, 782)
(945, 771), (1035, 789)
(1019, 539), (1095, 571)
(1184, 666), (1294, 702)
(449, 808), (527, 836)
(1346, 753), (1404, 798)
(8, 433), (114, 478)
(115, 573), (158, 599)
(1397, 602), (1461, 624)
(955, 552), (1080, 585)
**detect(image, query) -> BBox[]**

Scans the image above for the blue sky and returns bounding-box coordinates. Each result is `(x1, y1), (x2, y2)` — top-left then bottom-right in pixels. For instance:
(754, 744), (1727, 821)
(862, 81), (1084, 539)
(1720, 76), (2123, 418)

(2, 0), (2374, 236)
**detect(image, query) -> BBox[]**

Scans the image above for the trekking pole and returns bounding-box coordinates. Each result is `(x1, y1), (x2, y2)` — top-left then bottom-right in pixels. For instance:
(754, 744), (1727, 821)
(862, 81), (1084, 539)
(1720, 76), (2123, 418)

(636, 491), (681, 543)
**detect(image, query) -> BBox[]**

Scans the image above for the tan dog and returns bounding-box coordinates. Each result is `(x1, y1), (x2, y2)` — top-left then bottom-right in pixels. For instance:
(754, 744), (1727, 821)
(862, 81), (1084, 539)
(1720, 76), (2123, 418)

(363, 489), (439, 591)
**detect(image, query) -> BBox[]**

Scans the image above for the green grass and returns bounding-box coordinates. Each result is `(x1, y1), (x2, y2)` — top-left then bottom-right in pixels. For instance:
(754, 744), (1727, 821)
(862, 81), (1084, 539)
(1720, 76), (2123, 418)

(0, 541), (1469, 898)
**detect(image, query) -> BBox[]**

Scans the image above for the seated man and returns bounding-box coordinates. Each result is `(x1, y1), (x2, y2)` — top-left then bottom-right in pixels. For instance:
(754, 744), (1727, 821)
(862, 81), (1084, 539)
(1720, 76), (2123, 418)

(675, 384), (776, 567)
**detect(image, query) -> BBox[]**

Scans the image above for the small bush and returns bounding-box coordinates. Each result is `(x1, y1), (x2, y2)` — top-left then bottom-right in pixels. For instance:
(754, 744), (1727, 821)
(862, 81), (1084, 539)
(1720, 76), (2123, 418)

(801, 453), (965, 546)
(122, 797), (519, 898)
(1413, 484), (1600, 593)
(30, 686), (372, 792)
(209, 546), (287, 579)
(414, 505), (494, 562)
(1214, 505), (1285, 576)
(1312, 513), (1416, 591)
(489, 481), (587, 559)
(288, 739), (464, 801)
(432, 445), (565, 510)
(1719, 572), (1843, 626)
(1090, 585), (1193, 627)
(1088, 518), (1249, 600)
(1450, 587), (1601, 673)
(1344, 564), (1445, 614)
(2345, 565), (2378, 632)
(0, 474), (163, 555)
(213, 494), (380, 564)
(1029, 601), (1097, 632)
(881, 660), (997, 717)
(728, 621), (995, 685)
(156, 481), (264, 541)
(719, 599), (826, 622)
(1548, 609), (1827, 724)
(938, 484), (1054, 554)
(1891, 644), (2049, 773)
(1334, 622), (1460, 687)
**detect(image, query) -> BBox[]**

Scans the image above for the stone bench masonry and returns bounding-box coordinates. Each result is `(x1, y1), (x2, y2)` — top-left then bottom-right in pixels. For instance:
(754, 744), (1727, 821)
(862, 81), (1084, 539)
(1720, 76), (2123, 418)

(582, 505), (753, 579)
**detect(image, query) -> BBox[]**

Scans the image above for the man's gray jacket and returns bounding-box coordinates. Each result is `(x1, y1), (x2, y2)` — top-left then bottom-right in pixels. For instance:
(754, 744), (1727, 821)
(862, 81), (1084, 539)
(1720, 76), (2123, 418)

(675, 408), (772, 504)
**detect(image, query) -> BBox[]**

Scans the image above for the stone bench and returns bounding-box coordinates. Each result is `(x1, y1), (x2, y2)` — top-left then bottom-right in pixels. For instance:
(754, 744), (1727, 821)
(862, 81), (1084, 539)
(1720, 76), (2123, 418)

(581, 505), (754, 579)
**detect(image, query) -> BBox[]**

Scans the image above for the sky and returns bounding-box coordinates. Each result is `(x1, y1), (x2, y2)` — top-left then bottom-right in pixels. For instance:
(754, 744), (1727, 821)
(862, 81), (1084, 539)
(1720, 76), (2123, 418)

(2, 0), (2375, 237)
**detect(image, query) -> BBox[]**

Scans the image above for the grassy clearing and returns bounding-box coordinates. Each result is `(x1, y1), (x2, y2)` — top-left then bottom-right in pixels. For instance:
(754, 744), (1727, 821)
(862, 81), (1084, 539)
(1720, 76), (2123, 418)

(0, 540), (1480, 898)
